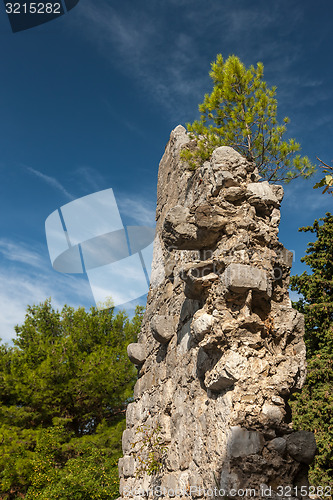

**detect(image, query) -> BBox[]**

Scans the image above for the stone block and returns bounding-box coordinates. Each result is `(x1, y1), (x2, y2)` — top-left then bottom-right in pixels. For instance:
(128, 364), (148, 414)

(122, 455), (136, 477)
(275, 246), (294, 268)
(188, 470), (204, 498)
(161, 473), (180, 494)
(151, 314), (176, 344)
(178, 319), (191, 353)
(195, 204), (228, 230)
(229, 426), (264, 457)
(223, 263), (271, 296)
(163, 205), (198, 249)
(286, 431), (317, 464)
(205, 351), (247, 392)
(212, 170), (239, 194)
(191, 313), (214, 342)
(126, 402), (136, 428)
(271, 183), (284, 202)
(133, 372), (154, 399)
(166, 444), (180, 471)
(267, 437), (286, 454)
(160, 414), (172, 442)
(270, 208), (281, 226)
(224, 186), (247, 202)
(180, 298), (200, 323)
(122, 429), (134, 455)
(247, 181), (279, 205)
(165, 205), (190, 227)
(127, 343), (146, 365)
(183, 267), (219, 300)
(162, 379), (174, 406)
(205, 370), (235, 391)
(211, 146), (244, 165)
(118, 457), (124, 477)
(262, 403), (284, 425)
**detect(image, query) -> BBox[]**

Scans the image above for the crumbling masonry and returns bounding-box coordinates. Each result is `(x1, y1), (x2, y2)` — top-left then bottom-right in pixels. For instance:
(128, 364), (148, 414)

(119, 126), (316, 499)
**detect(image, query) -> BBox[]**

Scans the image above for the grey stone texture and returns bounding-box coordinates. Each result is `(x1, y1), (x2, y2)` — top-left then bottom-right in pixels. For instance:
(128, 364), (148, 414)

(286, 431), (317, 464)
(120, 126), (315, 499)
(127, 343), (146, 365)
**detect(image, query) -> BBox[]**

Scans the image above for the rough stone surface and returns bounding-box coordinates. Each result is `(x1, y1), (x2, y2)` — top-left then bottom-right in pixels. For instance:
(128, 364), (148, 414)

(229, 426), (264, 457)
(151, 315), (176, 344)
(286, 431), (317, 464)
(119, 126), (315, 499)
(127, 343), (146, 365)
(223, 263), (271, 296)
(267, 437), (287, 454)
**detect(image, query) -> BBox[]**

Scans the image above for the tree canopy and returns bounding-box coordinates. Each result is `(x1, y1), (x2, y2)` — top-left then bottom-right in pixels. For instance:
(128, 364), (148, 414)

(181, 54), (316, 183)
(290, 214), (333, 486)
(0, 299), (143, 499)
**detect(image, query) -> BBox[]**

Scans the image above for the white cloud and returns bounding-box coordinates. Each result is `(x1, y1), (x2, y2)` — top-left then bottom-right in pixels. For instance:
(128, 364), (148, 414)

(73, 165), (108, 193)
(0, 240), (93, 344)
(117, 195), (156, 227)
(72, 0), (322, 126)
(0, 239), (43, 268)
(74, 1), (208, 119)
(0, 233), (151, 344)
(25, 166), (74, 200)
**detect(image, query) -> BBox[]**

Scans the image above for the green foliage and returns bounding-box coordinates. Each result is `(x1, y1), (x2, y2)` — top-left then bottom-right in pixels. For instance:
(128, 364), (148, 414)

(26, 421), (123, 499)
(181, 54), (316, 182)
(313, 157), (333, 195)
(0, 299), (143, 499)
(131, 424), (168, 477)
(290, 214), (333, 487)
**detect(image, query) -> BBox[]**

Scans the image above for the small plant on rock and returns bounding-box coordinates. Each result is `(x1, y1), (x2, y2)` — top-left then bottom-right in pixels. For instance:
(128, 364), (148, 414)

(131, 423), (168, 477)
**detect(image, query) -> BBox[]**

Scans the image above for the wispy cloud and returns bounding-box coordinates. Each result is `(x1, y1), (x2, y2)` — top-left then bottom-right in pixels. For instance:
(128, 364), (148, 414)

(117, 195), (156, 227)
(72, 165), (108, 193)
(0, 239), (43, 268)
(74, 1), (209, 120)
(73, 0), (322, 125)
(26, 166), (74, 200)
(0, 239), (93, 344)
(0, 234), (149, 344)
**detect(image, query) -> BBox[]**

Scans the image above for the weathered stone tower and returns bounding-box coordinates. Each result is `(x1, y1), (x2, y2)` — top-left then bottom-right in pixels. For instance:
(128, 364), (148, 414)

(119, 126), (316, 499)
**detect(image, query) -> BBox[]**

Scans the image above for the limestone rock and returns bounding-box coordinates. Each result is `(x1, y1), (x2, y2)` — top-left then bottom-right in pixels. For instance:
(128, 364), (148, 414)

(205, 351), (247, 391)
(151, 314), (176, 344)
(267, 437), (287, 454)
(229, 426), (264, 457)
(261, 402), (284, 425)
(211, 146), (246, 166)
(195, 204), (228, 230)
(122, 455), (136, 477)
(120, 126), (313, 499)
(247, 181), (279, 205)
(211, 170), (239, 195)
(223, 263), (271, 296)
(190, 312), (214, 343)
(286, 431), (317, 464)
(127, 343), (146, 365)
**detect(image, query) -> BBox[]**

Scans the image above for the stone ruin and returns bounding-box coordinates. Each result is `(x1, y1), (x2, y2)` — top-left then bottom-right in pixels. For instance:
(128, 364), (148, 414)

(119, 126), (316, 499)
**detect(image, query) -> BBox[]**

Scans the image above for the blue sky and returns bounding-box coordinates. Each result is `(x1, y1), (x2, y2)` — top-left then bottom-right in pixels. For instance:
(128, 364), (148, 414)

(0, 0), (332, 343)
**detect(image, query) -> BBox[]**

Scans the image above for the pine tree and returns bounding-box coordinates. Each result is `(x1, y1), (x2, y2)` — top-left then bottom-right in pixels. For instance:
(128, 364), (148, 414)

(182, 54), (316, 182)
(290, 213), (333, 486)
(0, 299), (143, 499)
